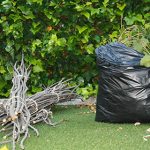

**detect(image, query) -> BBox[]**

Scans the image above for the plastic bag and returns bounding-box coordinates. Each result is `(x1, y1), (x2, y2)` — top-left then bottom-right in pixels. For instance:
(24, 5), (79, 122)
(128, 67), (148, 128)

(95, 42), (144, 67)
(95, 42), (150, 123)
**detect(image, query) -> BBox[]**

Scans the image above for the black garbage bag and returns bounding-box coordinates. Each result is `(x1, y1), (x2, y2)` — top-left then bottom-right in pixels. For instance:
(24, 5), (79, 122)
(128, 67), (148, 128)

(95, 42), (150, 123)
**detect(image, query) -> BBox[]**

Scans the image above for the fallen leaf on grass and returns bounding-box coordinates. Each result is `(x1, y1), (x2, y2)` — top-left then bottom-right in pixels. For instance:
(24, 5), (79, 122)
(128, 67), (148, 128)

(147, 128), (150, 132)
(143, 135), (150, 141)
(87, 104), (96, 113)
(143, 137), (148, 141)
(117, 127), (123, 131)
(143, 128), (150, 141)
(78, 111), (92, 115)
(134, 122), (141, 126)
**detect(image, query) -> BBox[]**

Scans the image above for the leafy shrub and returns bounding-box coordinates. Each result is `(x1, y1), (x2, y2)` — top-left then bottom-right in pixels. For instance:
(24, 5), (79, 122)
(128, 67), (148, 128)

(0, 0), (149, 98)
(115, 25), (150, 67)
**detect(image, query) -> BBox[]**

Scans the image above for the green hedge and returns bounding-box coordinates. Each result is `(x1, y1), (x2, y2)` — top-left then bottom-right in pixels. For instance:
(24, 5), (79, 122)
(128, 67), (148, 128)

(0, 0), (149, 97)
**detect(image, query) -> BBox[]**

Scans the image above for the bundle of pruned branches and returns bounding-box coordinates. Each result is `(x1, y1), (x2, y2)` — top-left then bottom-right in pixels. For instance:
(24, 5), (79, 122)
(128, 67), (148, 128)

(0, 57), (78, 150)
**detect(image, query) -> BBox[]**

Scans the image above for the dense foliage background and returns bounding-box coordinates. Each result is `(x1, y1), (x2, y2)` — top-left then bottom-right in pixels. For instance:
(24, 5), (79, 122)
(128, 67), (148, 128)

(0, 0), (150, 98)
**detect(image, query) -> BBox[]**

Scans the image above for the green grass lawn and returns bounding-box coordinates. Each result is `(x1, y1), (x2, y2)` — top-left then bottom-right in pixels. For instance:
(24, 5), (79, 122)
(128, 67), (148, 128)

(1, 106), (150, 150)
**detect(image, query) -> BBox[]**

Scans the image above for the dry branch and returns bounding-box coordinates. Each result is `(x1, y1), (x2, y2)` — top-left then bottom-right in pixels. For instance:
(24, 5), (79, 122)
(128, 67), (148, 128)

(0, 58), (78, 150)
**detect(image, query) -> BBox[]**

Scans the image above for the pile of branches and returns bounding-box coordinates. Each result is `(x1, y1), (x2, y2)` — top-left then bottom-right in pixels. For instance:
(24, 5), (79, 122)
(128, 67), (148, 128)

(0, 58), (78, 150)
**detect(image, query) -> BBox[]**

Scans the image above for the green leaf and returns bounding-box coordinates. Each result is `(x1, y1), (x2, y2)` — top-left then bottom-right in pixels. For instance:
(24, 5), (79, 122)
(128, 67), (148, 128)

(27, 0), (43, 5)
(117, 3), (126, 11)
(5, 40), (14, 53)
(86, 2), (92, 5)
(140, 55), (150, 67)
(141, 37), (149, 46)
(33, 65), (44, 73)
(75, 5), (84, 11)
(0, 16), (6, 24)
(125, 14), (145, 25)
(133, 41), (143, 52)
(110, 16), (116, 22)
(109, 31), (118, 40)
(77, 88), (89, 99)
(4, 74), (12, 80)
(57, 38), (66, 47)
(81, 11), (90, 19)
(18, 6), (35, 19)
(76, 25), (88, 34)
(31, 86), (42, 93)
(30, 59), (44, 72)
(0, 66), (6, 74)
(10, 22), (23, 38)
(124, 16), (136, 25)
(103, 0), (109, 7)
(9, 14), (21, 22)
(49, 1), (56, 6)
(133, 37), (149, 53)
(136, 14), (145, 24)
(32, 39), (42, 52)
(2, 0), (12, 10)
(81, 33), (90, 43)
(30, 22), (41, 35)
(32, 22), (40, 28)
(94, 35), (100, 43)
(51, 34), (57, 42)
(0, 78), (6, 90)
(30, 59), (42, 65)
(86, 44), (94, 54)
(90, 8), (100, 16)
(44, 10), (52, 19)
(32, 39), (42, 47)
